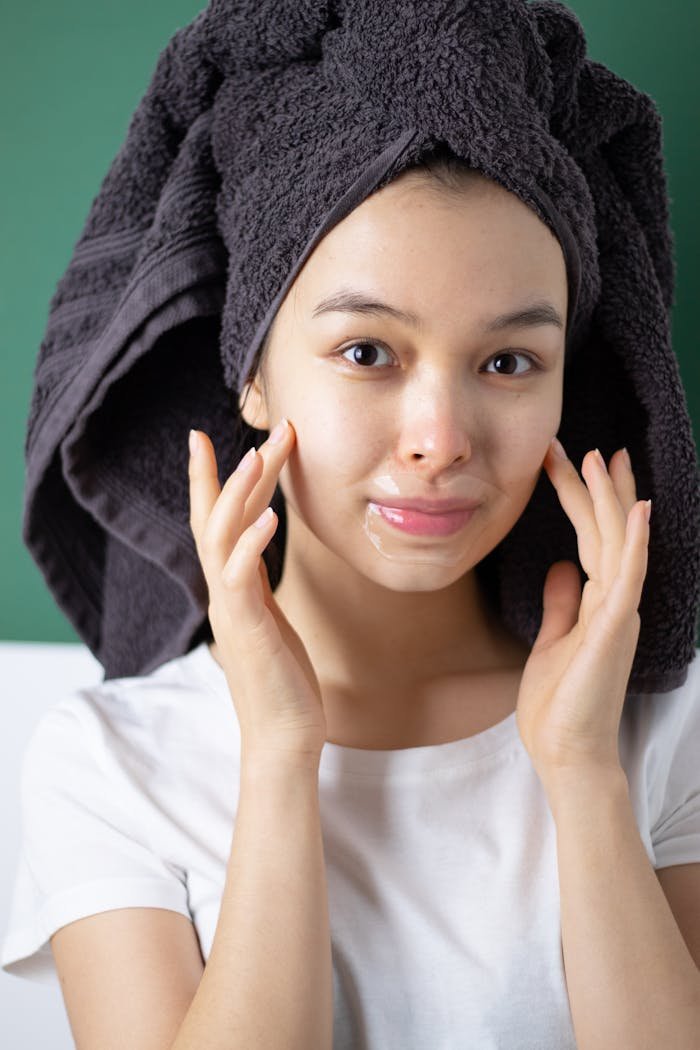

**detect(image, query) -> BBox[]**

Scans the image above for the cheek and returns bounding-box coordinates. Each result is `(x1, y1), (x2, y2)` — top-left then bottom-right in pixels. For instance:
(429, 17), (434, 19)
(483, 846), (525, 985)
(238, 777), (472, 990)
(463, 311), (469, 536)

(494, 391), (560, 458)
(487, 407), (557, 501)
(277, 400), (376, 507)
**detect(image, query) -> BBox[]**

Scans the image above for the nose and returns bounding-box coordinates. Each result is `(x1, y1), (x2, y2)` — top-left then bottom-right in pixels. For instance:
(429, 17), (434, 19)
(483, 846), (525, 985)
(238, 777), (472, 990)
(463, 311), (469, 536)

(396, 385), (474, 474)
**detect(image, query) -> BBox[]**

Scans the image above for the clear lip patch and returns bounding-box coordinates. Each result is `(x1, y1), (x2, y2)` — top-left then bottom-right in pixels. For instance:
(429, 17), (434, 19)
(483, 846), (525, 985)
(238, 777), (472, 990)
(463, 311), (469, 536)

(362, 474), (479, 565)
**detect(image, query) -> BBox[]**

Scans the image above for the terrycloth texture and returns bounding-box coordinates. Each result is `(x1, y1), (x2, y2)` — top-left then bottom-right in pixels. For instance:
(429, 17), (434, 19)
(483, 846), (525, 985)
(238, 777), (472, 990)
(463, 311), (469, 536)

(23, 0), (699, 689)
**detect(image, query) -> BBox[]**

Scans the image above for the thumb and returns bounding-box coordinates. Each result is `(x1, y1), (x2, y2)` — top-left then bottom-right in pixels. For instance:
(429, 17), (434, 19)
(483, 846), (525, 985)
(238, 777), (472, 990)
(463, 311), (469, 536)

(533, 560), (582, 650)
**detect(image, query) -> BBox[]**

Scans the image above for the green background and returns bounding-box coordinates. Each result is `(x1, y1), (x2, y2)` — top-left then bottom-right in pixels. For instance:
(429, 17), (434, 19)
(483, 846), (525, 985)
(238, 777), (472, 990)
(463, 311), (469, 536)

(1, 1), (698, 644)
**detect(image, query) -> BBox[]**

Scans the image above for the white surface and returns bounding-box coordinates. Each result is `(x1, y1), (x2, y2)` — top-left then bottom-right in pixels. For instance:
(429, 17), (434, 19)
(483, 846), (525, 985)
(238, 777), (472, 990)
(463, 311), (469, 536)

(1, 641), (104, 1050)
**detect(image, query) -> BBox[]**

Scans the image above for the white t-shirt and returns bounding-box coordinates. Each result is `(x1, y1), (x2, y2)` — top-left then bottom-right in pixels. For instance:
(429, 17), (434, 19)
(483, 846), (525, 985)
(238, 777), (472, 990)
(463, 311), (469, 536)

(3, 640), (700, 1049)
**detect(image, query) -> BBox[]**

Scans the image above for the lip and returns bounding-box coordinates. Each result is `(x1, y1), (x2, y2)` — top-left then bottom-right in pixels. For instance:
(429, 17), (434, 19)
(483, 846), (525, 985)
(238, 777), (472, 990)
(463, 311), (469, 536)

(370, 497), (480, 513)
(368, 501), (478, 537)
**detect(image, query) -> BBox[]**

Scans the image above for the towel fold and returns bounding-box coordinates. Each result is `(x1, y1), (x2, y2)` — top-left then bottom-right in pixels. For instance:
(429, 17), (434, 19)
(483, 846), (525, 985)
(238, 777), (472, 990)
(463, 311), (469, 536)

(23, 0), (699, 691)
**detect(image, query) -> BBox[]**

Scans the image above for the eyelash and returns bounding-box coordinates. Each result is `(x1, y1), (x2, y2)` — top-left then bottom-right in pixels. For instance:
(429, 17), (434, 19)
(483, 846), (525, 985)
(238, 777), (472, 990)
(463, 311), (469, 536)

(334, 338), (542, 376)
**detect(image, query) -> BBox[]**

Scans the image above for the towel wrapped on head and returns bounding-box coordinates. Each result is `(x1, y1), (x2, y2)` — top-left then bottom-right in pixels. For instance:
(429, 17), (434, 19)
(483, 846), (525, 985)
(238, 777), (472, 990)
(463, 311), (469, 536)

(23, 0), (699, 690)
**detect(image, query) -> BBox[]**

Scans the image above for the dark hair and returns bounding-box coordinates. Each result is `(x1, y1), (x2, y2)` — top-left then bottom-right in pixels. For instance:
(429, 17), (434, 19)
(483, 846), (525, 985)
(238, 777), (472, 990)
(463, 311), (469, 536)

(402, 145), (492, 194)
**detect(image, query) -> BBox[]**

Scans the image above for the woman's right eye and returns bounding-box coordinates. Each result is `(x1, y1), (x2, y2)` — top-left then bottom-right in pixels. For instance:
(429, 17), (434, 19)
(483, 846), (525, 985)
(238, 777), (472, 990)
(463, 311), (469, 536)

(337, 341), (394, 369)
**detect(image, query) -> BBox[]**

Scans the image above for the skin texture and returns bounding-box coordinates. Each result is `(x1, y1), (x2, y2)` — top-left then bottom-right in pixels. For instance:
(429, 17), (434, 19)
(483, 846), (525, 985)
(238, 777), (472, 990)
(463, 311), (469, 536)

(211, 169), (570, 747)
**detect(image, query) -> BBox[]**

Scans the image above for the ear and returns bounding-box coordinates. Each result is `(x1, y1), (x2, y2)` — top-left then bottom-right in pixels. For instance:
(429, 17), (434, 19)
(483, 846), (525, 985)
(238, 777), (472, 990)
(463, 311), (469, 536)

(238, 376), (270, 432)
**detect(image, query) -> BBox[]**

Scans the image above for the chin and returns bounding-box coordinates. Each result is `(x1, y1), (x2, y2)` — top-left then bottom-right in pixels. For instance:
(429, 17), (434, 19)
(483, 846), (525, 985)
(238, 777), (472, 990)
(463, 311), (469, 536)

(357, 551), (480, 593)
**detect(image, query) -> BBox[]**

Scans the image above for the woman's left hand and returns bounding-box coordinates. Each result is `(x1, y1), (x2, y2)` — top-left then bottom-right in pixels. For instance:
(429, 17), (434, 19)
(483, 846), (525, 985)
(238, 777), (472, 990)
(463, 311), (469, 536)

(515, 437), (651, 787)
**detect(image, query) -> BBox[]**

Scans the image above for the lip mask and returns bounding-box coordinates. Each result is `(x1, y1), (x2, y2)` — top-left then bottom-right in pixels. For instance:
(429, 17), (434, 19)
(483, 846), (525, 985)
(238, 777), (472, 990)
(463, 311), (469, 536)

(363, 472), (482, 565)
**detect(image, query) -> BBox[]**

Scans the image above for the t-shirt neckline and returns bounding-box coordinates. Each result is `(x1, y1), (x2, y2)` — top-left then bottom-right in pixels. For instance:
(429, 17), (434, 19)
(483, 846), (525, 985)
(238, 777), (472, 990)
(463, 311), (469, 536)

(192, 640), (523, 778)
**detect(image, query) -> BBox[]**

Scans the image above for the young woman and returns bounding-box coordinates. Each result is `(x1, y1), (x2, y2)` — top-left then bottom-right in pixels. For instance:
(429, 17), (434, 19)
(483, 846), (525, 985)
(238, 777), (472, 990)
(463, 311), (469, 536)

(3, 3), (699, 1049)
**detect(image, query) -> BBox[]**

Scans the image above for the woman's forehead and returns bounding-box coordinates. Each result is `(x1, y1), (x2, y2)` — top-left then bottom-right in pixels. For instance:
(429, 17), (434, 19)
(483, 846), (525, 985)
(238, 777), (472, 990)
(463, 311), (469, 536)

(286, 180), (568, 326)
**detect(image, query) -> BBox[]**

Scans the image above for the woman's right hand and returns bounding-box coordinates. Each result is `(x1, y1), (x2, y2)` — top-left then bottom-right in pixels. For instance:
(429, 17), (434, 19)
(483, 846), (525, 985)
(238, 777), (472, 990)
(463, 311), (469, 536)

(188, 418), (327, 767)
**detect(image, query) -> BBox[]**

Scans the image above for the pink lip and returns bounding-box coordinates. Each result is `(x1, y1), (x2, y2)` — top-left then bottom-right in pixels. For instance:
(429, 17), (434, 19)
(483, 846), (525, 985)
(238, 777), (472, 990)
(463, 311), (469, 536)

(369, 502), (477, 536)
(371, 497), (480, 513)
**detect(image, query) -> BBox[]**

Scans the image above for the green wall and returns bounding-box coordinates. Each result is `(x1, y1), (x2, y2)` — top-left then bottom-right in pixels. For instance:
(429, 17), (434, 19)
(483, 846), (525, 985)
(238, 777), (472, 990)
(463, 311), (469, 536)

(2, 1), (698, 644)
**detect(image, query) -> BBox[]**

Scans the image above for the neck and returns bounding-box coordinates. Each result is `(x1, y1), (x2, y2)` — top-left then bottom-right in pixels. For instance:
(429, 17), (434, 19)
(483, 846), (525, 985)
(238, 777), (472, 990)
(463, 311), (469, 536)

(268, 550), (523, 695)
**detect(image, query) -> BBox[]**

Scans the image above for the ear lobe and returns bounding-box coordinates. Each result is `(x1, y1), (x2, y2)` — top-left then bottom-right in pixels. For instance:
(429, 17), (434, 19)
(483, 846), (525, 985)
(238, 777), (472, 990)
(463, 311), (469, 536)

(238, 378), (269, 431)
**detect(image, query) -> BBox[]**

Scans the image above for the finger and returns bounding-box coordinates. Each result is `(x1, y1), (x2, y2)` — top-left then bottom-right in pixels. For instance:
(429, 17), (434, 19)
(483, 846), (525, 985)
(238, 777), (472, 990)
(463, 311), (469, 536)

(202, 442), (264, 574)
(189, 430), (266, 576)
(204, 418), (294, 560)
(188, 429), (224, 549)
(258, 546), (274, 603)
(534, 560), (582, 650)
(580, 449), (628, 587)
(544, 440), (600, 577)
(608, 447), (639, 515)
(238, 417), (294, 529)
(594, 500), (650, 642)
(220, 506), (279, 632)
(614, 500), (651, 614)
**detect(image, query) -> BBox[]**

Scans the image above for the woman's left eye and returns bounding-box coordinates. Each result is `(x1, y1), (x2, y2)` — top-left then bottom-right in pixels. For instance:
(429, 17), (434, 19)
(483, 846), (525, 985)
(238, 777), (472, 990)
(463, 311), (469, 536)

(482, 351), (539, 376)
(337, 340), (539, 375)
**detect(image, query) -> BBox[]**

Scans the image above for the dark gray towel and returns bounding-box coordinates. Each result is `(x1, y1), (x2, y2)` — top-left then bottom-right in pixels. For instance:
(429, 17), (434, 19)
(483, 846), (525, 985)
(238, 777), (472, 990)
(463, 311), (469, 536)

(23, 0), (699, 691)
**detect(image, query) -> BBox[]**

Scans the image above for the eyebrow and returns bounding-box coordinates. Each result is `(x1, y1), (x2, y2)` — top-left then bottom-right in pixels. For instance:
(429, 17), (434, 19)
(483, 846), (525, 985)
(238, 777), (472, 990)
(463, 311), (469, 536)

(311, 289), (564, 332)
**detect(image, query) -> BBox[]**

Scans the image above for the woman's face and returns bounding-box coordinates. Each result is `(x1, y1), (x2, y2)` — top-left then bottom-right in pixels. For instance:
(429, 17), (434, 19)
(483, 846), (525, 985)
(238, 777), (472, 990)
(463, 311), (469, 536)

(241, 170), (568, 593)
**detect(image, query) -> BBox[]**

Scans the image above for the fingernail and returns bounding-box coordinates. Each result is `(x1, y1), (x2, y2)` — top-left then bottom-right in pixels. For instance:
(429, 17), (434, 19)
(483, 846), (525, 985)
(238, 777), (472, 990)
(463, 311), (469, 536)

(254, 507), (274, 528)
(189, 429), (199, 457)
(550, 436), (567, 460)
(644, 499), (652, 524)
(236, 446), (257, 472)
(621, 447), (631, 469)
(593, 448), (605, 469)
(268, 417), (288, 445)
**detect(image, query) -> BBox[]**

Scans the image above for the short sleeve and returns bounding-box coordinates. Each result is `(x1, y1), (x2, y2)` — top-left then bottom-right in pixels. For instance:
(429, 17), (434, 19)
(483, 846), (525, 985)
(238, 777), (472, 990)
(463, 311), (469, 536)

(650, 653), (700, 869)
(1, 696), (192, 985)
